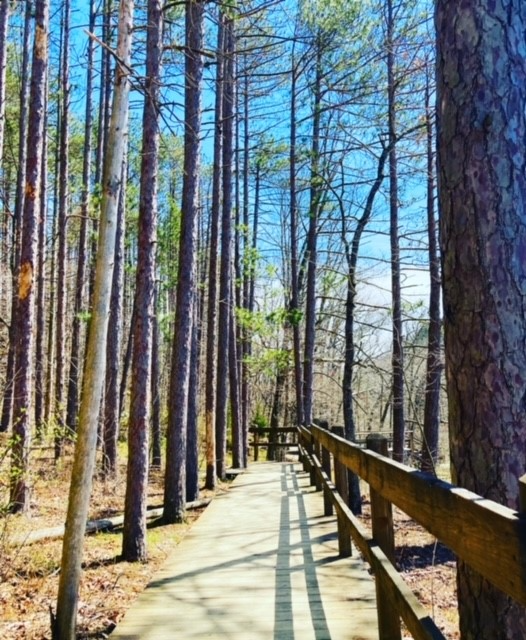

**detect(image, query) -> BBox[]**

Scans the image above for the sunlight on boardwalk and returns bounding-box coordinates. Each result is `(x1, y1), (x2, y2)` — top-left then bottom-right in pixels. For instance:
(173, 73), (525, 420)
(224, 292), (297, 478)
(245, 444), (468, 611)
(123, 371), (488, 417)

(111, 462), (379, 640)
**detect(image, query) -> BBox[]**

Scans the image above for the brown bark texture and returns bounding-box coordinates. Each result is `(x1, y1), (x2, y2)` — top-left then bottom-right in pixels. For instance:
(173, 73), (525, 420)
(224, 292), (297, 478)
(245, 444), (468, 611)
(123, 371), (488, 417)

(437, 1), (526, 637)
(123, 0), (162, 558)
(9, 0), (49, 513)
(163, 0), (204, 523)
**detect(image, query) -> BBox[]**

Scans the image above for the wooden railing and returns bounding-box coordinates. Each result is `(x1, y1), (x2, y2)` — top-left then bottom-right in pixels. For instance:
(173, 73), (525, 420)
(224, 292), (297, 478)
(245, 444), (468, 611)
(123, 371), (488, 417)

(248, 426), (297, 461)
(297, 423), (526, 640)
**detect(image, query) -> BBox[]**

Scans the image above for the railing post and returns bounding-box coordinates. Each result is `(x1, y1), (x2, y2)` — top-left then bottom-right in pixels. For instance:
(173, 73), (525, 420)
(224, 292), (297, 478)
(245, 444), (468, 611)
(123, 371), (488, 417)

(303, 427), (316, 486)
(332, 425), (352, 557)
(313, 436), (323, 491)
(366, 433), (400, 640)
(332, 426), (349, 505)
(254, 429), (259, 462)
(321, 439), (333, 516)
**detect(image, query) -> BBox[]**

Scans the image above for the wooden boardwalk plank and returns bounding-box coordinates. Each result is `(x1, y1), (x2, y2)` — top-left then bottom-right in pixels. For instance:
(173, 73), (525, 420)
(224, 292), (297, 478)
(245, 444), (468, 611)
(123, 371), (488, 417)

(111, 462), (379, 640)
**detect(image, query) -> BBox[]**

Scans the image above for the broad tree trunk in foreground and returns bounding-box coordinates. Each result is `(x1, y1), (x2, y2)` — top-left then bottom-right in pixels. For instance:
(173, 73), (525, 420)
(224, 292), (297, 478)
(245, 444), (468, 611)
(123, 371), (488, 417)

(54, 1), (133, 635)
(437, 2), (526, 638)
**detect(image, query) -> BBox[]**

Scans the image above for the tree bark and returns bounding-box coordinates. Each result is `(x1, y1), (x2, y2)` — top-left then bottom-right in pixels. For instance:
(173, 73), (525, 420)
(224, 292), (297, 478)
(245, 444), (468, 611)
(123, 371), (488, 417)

(0, 0), (10, 202)
(420, 74), (441, 474)
(151, 282), (161, 468)
(102, 154), (126, 476)
(54, 0), (133, 634)
(215, 13), (234, 481)
(54, 0), (71, 458)
(163, 0), (204, 524)
(66, 0), (95, 434)
(122, 0), (162, 560)
(342, 143), (390, 515)
(289, 54), (303, 427)
(204, 15), (224, 490)
(387, 0), (405, 463)
(0, 0), (33, 434)
(302, 41), (322, 427)
(9, 0), (49, 513)
(436, 1), (526, 637)
(34, 68), (48, 439)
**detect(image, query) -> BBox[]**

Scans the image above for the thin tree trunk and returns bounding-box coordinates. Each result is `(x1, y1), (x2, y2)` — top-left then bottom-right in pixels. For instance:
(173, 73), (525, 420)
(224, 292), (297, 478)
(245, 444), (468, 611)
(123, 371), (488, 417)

(289, 56), (303, 427)
(0, 0), (10, 201)
(303, 42), (322, 427)
(342, 144), (390, 515)
(122, 0), (162, 560)
(215, 13), (234, 481)
(229, 285), (242, 468)
(66, 0), (95, 433)
(186, 302), (200, 501)
(119, 299), (135, 419)
(387, 0), (405, 463)
(204, 15), (224, 490)
(420, 75), (441, 474)
(102, 154), (126, 477)
(53, 0), (133, 634)
(35, 69), (48, 438)
(151, 282), (161, 468)
(163, 0), (204, 524)
(54, 0), (71, 458)
(240, 60), (250, 463)
(9, 0), (49, 513)
(0, 0), (33, 434)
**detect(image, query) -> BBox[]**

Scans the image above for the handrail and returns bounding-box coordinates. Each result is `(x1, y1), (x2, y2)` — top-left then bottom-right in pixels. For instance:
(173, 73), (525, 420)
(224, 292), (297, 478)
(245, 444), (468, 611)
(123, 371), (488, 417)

(297, 424), (526, 640)
(248, 425), (298, 461)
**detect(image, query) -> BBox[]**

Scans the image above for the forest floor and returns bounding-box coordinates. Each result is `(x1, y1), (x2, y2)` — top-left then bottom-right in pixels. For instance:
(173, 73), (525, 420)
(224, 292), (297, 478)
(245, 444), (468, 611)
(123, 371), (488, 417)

(0, 441), (459, 639)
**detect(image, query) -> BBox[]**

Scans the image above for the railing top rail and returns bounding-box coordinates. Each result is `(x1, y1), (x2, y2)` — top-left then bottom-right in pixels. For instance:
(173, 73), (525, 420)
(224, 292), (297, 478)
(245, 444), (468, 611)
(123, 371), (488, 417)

(299, 423), (526, 608)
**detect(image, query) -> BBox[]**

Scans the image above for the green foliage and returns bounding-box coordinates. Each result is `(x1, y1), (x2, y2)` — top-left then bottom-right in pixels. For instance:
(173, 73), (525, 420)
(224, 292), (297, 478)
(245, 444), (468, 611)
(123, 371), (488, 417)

(287, 308), (303, 327)
(251, 406), (268, 430)
(299, 0), (362, 35)
(244, 348), (290, 377)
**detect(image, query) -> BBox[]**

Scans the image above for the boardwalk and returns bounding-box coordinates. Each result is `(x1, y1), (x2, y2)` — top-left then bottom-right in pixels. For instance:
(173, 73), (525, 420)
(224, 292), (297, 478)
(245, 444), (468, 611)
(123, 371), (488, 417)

(111, 462), (379, 640)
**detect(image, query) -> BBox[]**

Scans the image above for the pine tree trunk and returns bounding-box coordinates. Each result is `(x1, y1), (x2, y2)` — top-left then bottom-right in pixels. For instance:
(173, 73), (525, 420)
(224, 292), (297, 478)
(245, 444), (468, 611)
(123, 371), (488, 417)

(420, 76), (441, 474)
(342, 144), (389, 515)
(436, 1), (526, 637)
(54, 0), (71, 458)
(387, 0), (405, 463)
(151, 283), (161, 468)
(66, 0), (95, 433)
(34, 69), (49, 438)
(163, 0), (204, 524)
(122, 0), (162, 560)
(215, 13), (234, 481)
(0, 0), (33, 434)
(303, 43), (322, 427)
(0, 0), (10, 198)
(204, 16), (224, 489)
(9, 0), (49, 513)
(289, 57), (303, 427)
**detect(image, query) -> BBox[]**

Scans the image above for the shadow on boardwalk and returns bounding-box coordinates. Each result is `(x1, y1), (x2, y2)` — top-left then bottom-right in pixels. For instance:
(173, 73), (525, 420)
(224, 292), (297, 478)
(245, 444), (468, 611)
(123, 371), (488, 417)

(111, 462), (379, 640)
